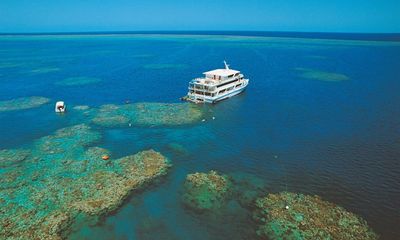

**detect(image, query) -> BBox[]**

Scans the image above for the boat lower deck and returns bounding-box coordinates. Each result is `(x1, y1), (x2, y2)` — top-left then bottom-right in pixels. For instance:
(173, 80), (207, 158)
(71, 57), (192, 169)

(182, 83), (248, 104)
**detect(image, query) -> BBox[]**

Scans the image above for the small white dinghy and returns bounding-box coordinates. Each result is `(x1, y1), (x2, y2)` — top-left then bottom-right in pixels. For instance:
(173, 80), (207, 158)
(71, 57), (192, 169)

(55, 101), (66, 113)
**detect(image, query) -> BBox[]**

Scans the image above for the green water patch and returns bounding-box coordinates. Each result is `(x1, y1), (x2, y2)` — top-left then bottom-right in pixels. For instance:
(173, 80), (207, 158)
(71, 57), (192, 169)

(295, 68), (350, 82)
(0, 96), (50, 112)
(254, 192), (378, 240)
(90, 102), (204, 127)
(56, 77), (102, 86)
(143, 63), (187, 70)
(0, 124), (171, 239)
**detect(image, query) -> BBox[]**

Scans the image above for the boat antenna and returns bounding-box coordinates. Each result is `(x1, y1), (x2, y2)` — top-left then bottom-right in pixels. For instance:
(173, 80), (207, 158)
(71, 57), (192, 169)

(224, 60), (230, 70)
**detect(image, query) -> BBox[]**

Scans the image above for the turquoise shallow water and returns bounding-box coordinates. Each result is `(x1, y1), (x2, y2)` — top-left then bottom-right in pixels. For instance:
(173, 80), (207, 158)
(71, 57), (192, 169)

(0, 34), (400, 239)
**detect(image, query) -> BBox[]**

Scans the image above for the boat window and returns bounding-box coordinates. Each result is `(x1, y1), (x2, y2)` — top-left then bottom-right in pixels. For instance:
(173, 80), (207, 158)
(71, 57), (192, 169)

(217, 79), (238, 88)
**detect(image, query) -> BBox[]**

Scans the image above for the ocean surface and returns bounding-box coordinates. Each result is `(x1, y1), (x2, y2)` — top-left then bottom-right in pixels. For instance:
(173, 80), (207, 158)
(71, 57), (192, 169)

(0, 33), (399, 239)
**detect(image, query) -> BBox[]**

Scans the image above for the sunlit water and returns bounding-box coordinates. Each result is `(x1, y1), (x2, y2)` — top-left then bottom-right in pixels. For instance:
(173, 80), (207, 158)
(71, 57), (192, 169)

(0, 34), (399, 239)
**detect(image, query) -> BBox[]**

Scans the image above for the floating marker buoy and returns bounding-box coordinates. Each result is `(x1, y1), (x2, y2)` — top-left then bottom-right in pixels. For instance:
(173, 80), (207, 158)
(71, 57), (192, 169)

(129, 123), (132, 127)
(202, 119), (206, 122)
(212, 116), (215, 120)
(102, 155), (110, 160)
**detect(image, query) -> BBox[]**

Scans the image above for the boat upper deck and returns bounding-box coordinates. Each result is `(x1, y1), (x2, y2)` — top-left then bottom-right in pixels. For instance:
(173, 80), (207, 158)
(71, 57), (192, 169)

(203, 68), (240, 77)
(189, 61), (245, 88)
(190, 73), (243, 86)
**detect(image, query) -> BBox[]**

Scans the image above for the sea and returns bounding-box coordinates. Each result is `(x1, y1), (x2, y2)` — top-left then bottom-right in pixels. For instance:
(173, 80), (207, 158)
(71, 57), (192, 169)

(0, 32), (399, 239)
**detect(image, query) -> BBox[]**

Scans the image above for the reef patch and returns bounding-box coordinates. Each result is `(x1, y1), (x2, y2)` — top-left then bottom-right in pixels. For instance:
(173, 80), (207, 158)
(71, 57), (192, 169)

(30, 67), (60, 74)
(182, 170), (232, 212)
(56, 77), (102, 86)
(254, 192), (378, 240)
(0, 149), (31, 168)
(91, 102), (204, 127)
(0, 124), (171, 239)
(0, 96), (50, 112)
(295, 67), (349, 82)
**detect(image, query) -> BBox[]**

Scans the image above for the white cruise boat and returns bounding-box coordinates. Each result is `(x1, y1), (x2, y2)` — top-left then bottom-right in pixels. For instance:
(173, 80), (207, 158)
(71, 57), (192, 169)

(184, 61), (249, 103)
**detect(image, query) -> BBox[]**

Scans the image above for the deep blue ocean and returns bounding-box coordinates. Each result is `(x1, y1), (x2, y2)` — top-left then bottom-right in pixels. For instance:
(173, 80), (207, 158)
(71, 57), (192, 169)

(0, 33), (399, 239)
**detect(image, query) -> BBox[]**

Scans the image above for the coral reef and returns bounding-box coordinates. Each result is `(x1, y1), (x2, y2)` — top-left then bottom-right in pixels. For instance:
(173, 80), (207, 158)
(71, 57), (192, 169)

(0, 96), (50, 112)
(182, 170), (231, 212)
(72, 105), (90, 111)
(254, 192), (378, 240)
(56, 77), (101, 86)
(0, 124), (171, 239)
(0, 149), (31, 168)
(91, 102), (204, 127)
(295, 68), (349, 82)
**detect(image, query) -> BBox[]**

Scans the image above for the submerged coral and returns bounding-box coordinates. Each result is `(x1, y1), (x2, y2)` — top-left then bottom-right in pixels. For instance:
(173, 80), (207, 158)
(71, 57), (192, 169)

(0, 149), (31, 168)
(254, 192), (378, 240)
(91, 102), (204, 127)
(166, 142), (189, 155)
(230, 172), (267, 208)
(135, 216), (179, 240)
(182, 170), (231, 212)
(72, 105), (90, 111)
(0, 124), (171, 239)
(295, 68), (349, 82)
(0, 96), (50, 112)
(56, 77), (101, 86)
(30, 67), (60, 74)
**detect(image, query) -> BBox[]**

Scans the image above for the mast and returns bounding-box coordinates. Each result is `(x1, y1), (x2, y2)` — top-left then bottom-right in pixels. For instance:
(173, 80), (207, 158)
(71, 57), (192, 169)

(224, 60), (230, 70)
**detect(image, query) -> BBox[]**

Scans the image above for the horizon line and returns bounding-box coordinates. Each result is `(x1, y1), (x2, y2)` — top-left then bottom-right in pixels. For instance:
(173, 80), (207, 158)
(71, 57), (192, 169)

(1, 30), (400, 35)
(1, 30), (399, 42)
